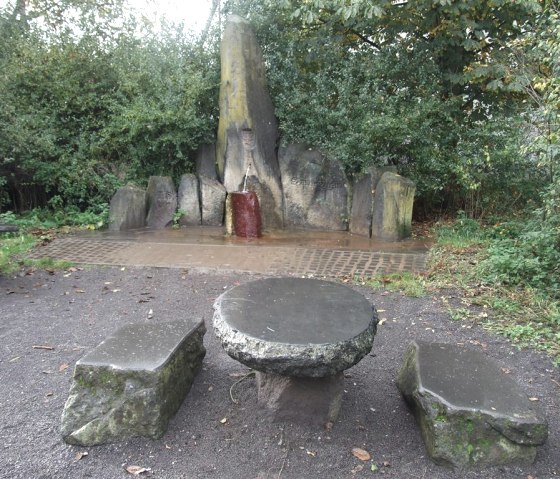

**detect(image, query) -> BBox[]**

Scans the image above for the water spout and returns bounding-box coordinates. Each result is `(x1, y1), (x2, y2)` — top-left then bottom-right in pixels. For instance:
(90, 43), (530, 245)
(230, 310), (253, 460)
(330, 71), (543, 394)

(242, 165), (250, 192)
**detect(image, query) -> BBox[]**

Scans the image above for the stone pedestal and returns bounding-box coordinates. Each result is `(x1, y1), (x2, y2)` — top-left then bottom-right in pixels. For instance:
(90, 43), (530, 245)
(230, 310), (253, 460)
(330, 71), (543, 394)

(256, 372), (344, 426)
(214, 278), (378, 427)
(177, 173), (201, 226)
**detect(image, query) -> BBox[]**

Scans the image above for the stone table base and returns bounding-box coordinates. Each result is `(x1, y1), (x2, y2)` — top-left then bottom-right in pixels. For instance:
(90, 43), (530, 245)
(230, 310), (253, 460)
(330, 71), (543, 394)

(256, 372), (344, 427)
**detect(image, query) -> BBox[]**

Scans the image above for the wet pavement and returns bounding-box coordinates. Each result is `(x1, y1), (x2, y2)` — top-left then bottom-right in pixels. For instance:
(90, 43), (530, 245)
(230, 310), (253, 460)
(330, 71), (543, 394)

(28, 226), (430, 277)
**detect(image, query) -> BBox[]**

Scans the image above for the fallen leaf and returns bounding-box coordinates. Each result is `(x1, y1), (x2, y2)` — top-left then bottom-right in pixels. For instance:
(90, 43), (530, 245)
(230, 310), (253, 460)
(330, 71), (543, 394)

(59, 363), (69, 372)
(208, 385), (214, 392)
(381, 461), (391, 467)
(112, 289), (121, 293)
(306, 450), (316, 457)
(529, 397), (539, 402)
(46, 392), (54, 397)
(75, 451), (88, 461)
(220, 417), (228, 424)
(165, 444), (172, 450)
(125, 465), (151, 475)
(501, 368), (511, 374)
(147, 309), (154, 319)
(371, 463), (379, 472)
(352, 447), (371, 461)
(378, 318), (387, 325)
(74, 289), (86, 294)
(104, 282), (113, 285)
(377, 309), (386, 312)
(32, 345), (54, 350)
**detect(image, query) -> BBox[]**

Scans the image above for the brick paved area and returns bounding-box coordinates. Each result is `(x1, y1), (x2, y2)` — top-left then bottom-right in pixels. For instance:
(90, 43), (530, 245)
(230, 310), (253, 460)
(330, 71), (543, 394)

(27, 228), (429, 277)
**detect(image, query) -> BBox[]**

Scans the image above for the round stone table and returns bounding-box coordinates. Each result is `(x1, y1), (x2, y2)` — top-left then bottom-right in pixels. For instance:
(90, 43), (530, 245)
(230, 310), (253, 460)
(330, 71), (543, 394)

(213, 278), (378, 426)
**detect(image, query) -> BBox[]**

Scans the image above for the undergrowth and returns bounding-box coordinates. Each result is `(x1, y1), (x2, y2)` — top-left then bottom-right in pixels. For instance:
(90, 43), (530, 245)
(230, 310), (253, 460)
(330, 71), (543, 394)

(361, 214), (560, 366)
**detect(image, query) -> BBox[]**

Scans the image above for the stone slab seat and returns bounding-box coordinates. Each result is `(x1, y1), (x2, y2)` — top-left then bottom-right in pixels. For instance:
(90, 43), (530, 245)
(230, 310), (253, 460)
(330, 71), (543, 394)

(61, 319), (206, 446)
(397, 341), (548, 469)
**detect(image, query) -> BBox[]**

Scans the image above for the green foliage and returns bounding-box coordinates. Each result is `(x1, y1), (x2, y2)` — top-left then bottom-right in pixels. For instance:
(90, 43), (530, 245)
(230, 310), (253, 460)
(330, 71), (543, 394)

(228, 0), (548, 217)
(0, 2), (219, 213)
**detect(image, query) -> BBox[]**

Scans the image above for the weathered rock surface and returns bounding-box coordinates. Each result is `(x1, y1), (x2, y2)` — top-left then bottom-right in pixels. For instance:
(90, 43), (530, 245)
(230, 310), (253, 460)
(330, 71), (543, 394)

(177, 174), (201, 226)
(195, 143), (218, 180)
(349, 166), (396, 237)
(61, 319), (206, 446)
(199, 176), (226, 226)
(213, 278), (377, 377)
(397, 341), (548, 469)
(279, 144), (349, 231)
(216, 15), (284, 230)
(146, 176), (177, 229)
(371, 172), (415, 240)
(108, 185), (147, 231)
(256, 372), (344, 426)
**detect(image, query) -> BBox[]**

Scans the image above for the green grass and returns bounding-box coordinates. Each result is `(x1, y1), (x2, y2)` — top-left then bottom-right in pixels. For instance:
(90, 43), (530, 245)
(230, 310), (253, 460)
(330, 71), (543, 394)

(0, 233), (38, 274)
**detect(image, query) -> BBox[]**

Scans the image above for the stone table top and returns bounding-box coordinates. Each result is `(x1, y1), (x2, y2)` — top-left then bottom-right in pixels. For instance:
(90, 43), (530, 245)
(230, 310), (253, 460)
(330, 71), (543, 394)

(213, 278), (378, 377)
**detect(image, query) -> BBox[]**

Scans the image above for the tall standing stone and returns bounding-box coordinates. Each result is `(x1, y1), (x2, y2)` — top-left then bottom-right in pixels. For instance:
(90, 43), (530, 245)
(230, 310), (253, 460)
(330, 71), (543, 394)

(350, 166), (396, 237)
(108, 185), (147, 231)
(177, 174), (201, 226)
(146, 176), (177, 229)
(216, 15), (284, 230)
(279, 144), (348, 230)
(371, 172), (415, 240)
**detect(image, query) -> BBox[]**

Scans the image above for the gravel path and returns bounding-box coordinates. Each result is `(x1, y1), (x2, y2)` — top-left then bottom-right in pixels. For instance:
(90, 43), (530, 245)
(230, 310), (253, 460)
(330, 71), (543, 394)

(0, 266), (558, 479)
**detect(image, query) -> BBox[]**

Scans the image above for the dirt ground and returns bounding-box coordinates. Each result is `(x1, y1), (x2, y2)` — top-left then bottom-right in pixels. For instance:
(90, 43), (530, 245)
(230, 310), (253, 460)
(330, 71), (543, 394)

(0, 265), (558, 479)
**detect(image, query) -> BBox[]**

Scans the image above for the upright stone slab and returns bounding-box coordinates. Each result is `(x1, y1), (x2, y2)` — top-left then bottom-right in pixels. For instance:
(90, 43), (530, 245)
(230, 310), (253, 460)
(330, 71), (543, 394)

(397, 341), (548, 469)
(279, 144), (349, 230)
(199, 176), (226, 226)
(146, 176), (177, 229)
(177, 174), (201, 226)
(349, 166), (396, 237)
(108, 186), (147, 231)
(195, 143), (218, 181)
(61, 319), (206, 446)
(216, 15), (284, 230)
(371, 172), (415, 240)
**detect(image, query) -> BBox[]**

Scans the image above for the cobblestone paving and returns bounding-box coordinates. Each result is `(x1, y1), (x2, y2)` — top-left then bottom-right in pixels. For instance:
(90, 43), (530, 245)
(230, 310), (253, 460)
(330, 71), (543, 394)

(28, 235), (428, 277)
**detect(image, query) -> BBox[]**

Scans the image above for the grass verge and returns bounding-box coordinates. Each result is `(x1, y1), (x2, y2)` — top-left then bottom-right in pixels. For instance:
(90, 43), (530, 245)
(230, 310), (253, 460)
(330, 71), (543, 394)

(359, 220), (560, 366)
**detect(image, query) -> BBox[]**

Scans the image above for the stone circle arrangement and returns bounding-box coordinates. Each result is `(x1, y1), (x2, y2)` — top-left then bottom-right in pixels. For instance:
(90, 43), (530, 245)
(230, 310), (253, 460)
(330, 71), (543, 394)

(60, 277), (548, 470)
(108, 15), (415, 242)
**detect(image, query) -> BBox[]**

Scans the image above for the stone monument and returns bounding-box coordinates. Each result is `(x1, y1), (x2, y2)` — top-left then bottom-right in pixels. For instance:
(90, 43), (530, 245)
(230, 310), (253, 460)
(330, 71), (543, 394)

(216, 15), (284, 230)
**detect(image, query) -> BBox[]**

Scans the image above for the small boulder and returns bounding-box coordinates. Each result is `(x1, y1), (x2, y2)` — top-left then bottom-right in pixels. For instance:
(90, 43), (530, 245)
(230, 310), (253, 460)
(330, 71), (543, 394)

(177, 173), (201, 226)
(199, 176), (226, 226)
(108, 185), (147, 231)
(146, 176), (177, 229)
(371, 172), (415, 240)
(397, 341), (548, 469)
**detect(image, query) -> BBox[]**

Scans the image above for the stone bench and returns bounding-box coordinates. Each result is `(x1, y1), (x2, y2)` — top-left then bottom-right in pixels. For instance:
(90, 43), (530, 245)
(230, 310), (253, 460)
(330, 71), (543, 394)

(397, 341), (548, 469)
(61, 319), (206, 446)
